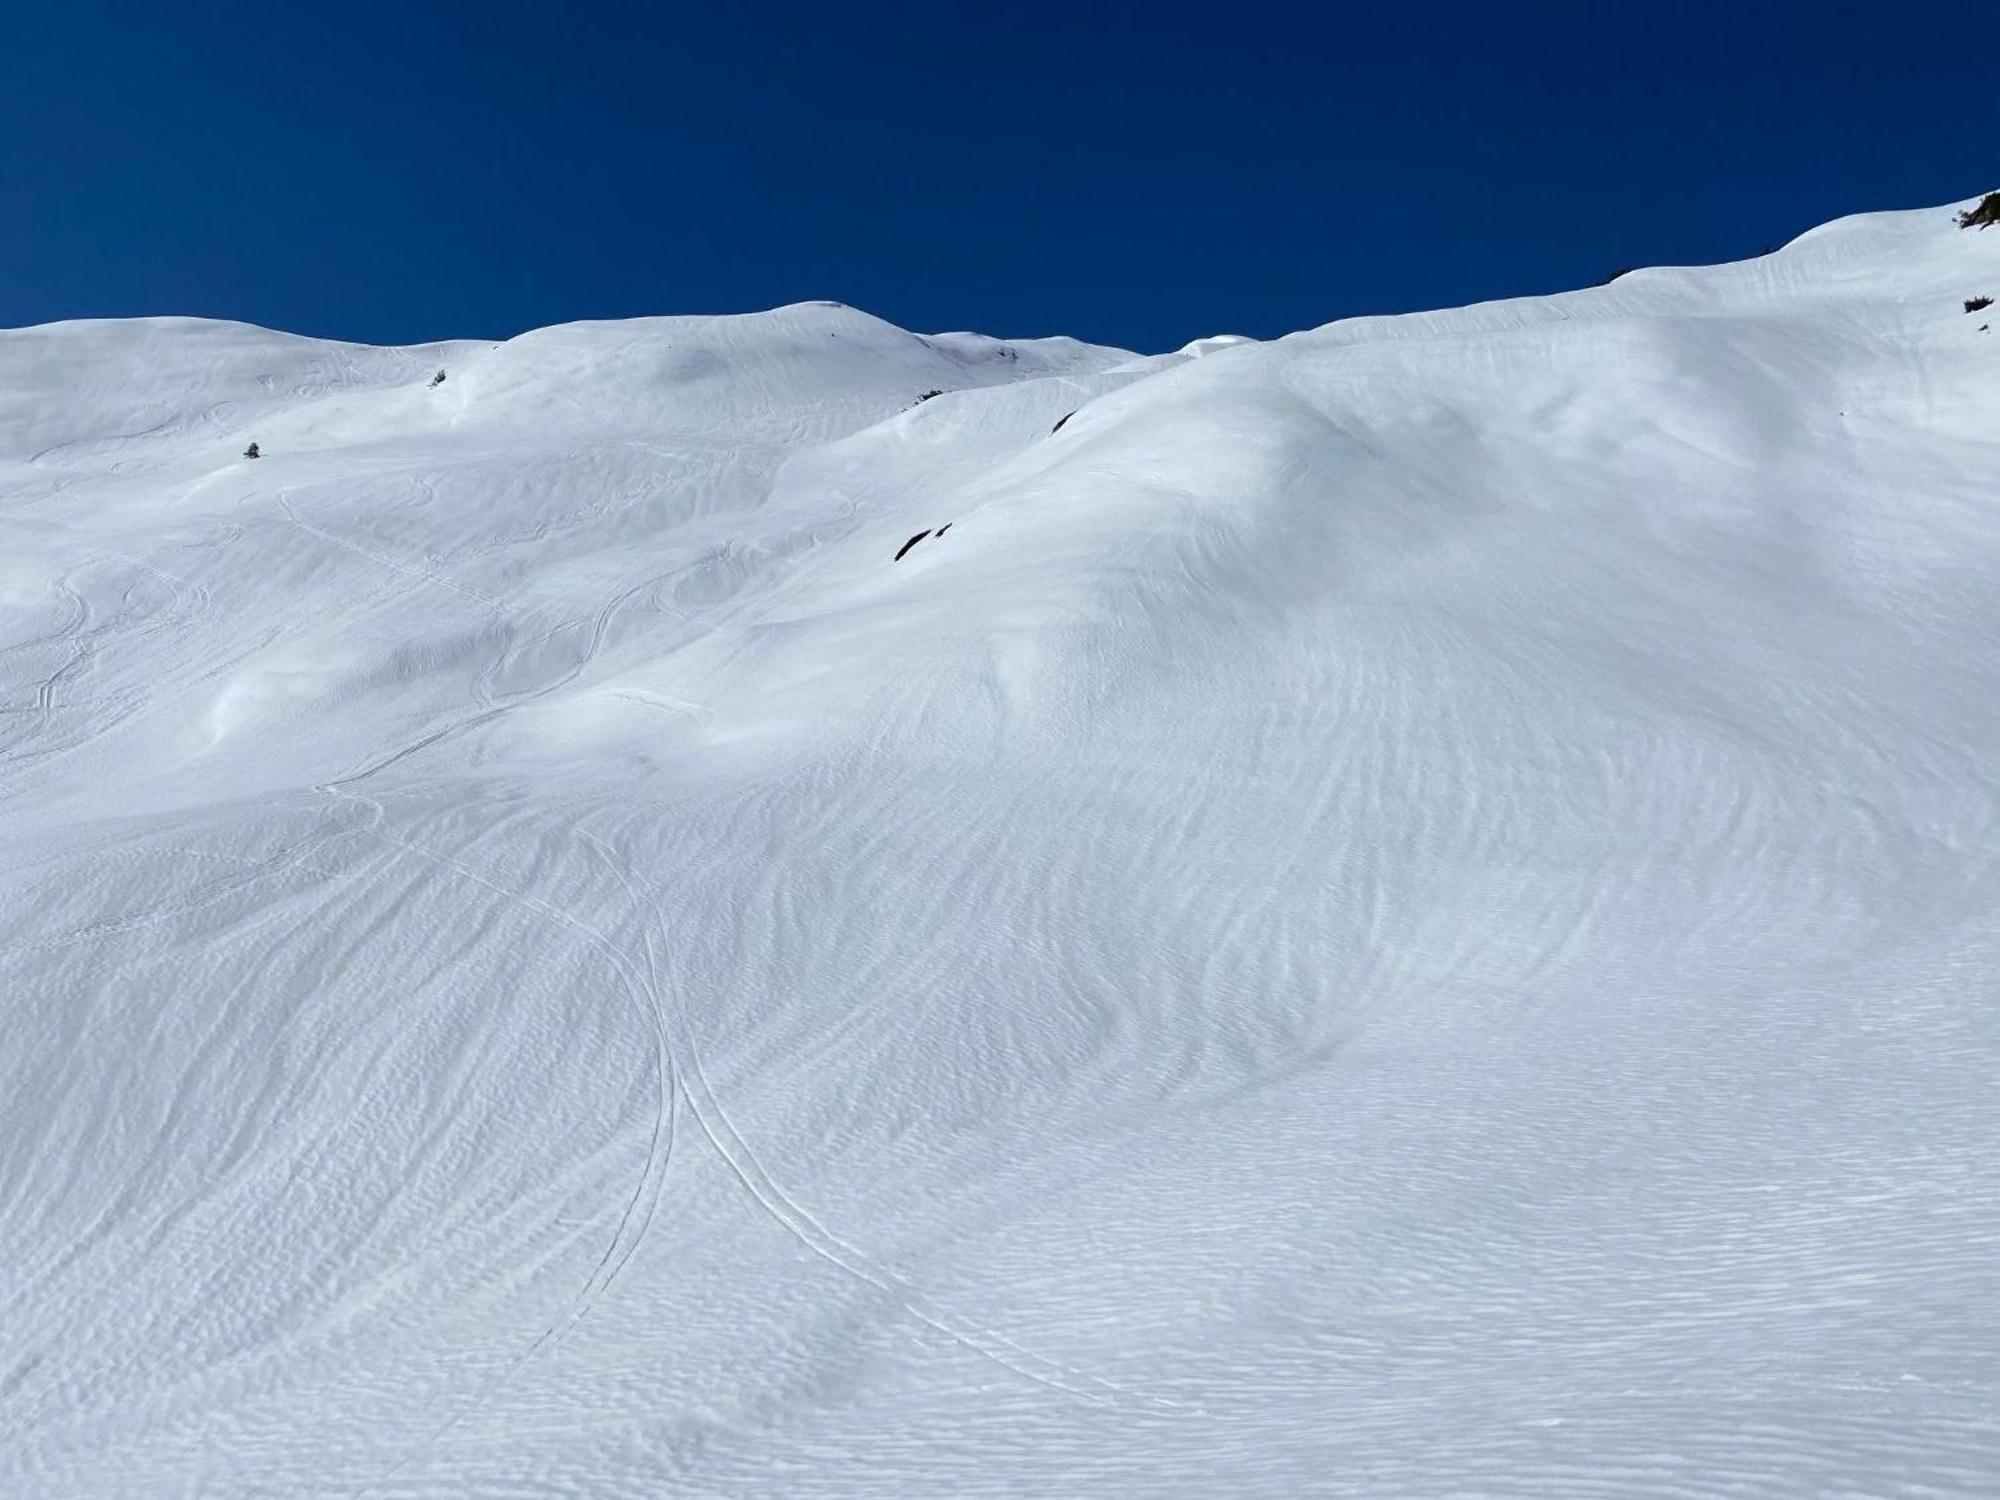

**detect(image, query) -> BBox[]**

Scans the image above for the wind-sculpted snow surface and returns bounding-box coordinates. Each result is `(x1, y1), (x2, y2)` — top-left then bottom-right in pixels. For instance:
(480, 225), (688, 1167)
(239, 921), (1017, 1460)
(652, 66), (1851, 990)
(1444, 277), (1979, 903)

(3, 206), (1998, 1496)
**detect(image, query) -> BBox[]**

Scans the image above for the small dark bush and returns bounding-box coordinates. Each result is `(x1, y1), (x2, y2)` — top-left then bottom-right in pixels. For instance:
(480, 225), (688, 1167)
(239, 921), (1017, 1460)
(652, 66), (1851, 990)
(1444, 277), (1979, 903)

(1965, 296), (1993, 313)
(242, 441), (260, 459)
(429, 369), (447, 387)
(1956, 193), (2000, 229)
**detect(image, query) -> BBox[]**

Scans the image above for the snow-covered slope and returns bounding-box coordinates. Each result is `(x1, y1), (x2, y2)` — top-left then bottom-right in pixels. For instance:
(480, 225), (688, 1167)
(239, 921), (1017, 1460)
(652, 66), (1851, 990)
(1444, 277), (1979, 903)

(4, 201), (1998, 1497)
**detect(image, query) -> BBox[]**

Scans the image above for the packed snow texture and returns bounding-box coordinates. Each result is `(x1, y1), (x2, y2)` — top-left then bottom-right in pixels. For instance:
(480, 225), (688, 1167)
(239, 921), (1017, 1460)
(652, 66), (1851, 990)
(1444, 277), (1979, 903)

(3, 201), (1998, 1498)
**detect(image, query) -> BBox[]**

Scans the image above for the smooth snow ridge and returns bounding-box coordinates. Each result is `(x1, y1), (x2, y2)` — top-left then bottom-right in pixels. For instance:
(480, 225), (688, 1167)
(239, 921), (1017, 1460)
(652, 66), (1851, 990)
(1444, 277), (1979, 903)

(3, 203), (1998, 1498)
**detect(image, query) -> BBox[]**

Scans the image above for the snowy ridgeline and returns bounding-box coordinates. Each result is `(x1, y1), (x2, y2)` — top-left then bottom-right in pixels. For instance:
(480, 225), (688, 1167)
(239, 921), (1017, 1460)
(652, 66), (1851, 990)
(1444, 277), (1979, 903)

(2, 200), (1998, 1497)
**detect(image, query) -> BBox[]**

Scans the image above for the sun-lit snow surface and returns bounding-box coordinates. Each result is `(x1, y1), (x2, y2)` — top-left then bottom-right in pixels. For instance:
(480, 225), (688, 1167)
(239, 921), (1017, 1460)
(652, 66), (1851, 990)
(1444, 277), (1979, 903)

(4, 201), (1999, 1497)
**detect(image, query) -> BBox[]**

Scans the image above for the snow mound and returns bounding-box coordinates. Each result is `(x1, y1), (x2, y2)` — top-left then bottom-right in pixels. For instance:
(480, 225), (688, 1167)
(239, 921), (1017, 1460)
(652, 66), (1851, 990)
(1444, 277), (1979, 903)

(4, 196), (1998, 1497)
(1176, 332), (1257, 356)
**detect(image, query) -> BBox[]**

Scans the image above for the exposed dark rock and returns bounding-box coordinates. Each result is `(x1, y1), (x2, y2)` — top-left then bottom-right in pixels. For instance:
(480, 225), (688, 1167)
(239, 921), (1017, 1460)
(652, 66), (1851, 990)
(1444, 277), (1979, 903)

(1957, 193), (2000, 229)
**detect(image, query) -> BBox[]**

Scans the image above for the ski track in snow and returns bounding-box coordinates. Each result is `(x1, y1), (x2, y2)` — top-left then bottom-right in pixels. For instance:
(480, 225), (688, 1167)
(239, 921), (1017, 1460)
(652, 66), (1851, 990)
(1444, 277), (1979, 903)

(3, 211), (2000, 1496)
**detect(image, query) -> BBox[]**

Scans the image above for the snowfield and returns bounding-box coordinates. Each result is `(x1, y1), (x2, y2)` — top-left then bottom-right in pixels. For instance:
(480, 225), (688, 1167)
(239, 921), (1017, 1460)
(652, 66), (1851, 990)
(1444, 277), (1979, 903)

(3, 199), (1998, 1497)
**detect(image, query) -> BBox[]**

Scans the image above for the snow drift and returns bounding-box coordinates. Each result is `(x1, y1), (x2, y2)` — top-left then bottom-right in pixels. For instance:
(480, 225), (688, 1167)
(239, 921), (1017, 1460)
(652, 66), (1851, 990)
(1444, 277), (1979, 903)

(3, 199), (1998, 1497)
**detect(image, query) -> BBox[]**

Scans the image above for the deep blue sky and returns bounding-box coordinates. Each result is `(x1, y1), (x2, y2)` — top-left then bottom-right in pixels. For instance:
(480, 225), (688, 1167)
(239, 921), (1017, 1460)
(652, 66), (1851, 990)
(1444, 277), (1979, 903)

(3, 1), (1987, 352)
